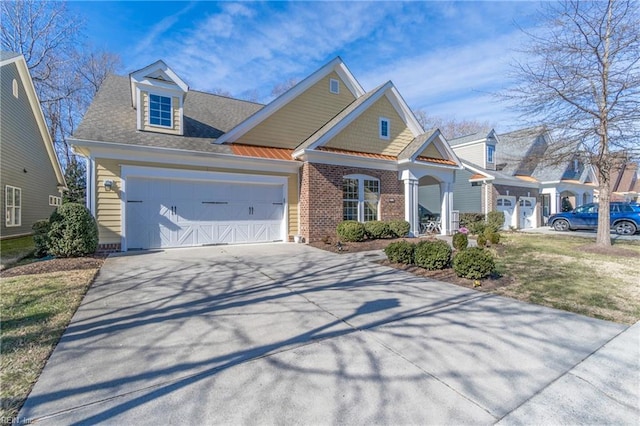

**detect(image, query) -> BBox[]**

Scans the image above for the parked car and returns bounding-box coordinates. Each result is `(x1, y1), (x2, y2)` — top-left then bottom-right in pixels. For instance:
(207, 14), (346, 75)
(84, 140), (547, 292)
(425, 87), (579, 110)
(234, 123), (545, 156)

(548, 202), (640, 235)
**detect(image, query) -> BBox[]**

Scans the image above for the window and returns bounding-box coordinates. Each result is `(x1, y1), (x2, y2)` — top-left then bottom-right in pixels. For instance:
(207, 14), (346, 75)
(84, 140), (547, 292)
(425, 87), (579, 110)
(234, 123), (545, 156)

(5, 186), (21, 227)
(343, 175), (380, 222)
(12, 79), (18, 98)
(329, 78), (340, 94)
(379, 118), (390, 139)
(149, 94), (172, 127)
(49, 195), (62, 206)
(487, 145), (495, 163)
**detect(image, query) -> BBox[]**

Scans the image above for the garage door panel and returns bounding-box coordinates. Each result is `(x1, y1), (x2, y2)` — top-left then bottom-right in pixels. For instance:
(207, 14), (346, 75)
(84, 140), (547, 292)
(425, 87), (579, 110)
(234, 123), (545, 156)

(126, 177), (284, 249)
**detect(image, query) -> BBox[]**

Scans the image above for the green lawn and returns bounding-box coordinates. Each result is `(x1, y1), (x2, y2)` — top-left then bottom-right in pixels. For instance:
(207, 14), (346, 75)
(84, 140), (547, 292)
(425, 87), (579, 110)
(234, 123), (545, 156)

(0, 268), (99, 420)
(0, 235), (35, 267)
(492, 233), (640, 324)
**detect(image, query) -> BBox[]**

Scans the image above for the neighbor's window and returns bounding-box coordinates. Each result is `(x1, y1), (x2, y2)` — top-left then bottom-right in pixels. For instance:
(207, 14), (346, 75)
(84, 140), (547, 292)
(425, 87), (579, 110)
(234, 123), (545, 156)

(149, 94), (172, 127)
(379, 118), (390, 139)
(329, 78), (340, 94)
(487, 145), (495, 163)
(343, 175), (380, 222)
(5, 185), (22, 227)
(49, 195), (61, 206)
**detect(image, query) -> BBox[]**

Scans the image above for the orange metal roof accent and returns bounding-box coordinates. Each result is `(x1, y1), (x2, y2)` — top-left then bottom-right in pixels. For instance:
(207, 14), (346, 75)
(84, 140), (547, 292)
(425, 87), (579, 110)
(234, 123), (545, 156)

(316, 147), (397, 160)
(229, 144), (294, 161)
(415, 156), (458, 166)
(470, 173), (487, 180)
(515, 175), (539, 183)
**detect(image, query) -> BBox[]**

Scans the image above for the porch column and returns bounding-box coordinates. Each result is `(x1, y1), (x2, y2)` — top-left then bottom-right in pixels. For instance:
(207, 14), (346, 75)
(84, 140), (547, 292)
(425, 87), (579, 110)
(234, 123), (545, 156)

(440, 182), (453, 235)
(401, 170), (419, 237)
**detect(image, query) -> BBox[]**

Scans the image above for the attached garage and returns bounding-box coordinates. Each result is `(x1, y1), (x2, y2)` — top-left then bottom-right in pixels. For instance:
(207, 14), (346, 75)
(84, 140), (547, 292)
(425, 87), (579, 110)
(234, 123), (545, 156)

(122, 166), (287, 250)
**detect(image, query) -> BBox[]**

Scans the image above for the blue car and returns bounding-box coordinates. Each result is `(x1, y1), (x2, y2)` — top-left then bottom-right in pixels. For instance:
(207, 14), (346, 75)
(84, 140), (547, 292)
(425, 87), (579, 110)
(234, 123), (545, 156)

(548, 202), (640, 235)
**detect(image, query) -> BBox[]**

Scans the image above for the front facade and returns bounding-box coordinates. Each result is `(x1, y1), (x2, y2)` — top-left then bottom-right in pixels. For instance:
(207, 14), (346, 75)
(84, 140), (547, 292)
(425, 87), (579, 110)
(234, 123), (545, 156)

(71, 58), (462, 252)
(0, 52), (66, 239)
(447, 128), (597, 230)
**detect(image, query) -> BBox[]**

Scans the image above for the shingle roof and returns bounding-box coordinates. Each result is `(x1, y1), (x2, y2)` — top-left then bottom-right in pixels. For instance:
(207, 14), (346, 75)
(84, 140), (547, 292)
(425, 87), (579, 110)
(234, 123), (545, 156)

(73, 74), (263, 154)
(397, 129), (436, 161)
(448, 130), (492, 146)
(0, 51), (21, 62)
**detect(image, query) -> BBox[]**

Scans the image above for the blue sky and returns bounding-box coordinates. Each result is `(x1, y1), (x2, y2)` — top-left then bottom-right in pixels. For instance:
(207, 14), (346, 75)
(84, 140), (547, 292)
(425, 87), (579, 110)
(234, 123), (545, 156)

(69, 1), (542, 131)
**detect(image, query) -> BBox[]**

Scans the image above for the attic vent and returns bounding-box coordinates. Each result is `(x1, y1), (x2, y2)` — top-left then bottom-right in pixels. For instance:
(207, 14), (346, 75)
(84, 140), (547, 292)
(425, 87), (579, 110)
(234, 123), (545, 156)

(330, 78), (340, 94)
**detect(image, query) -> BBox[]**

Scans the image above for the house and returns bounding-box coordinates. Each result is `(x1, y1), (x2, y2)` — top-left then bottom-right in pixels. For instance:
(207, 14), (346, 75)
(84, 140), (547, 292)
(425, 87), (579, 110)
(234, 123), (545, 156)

(70, 58), (462, 252)
(435, 127), (597, 230)
(595, 156), (639, 203)
(0, 51), (67, 239)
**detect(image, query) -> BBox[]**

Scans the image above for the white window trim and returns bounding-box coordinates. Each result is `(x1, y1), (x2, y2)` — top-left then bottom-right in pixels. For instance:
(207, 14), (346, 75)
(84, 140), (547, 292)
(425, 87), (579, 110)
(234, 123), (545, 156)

(379, 117), (390, 140)
(148, 93), (173, 129)
(12, 79), (18, 98)
(49, 195), (62, 206)
(343, 174), (380, 222)
(5, 185), (22, 227)
(329, 78), (340, 94)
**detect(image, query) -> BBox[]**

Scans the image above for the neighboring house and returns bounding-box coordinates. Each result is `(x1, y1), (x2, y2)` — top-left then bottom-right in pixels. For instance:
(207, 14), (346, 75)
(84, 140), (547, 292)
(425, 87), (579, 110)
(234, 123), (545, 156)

(595, 158), (639, 203)
(440, 127), (597, 230)
(70, 58), (462, 252)
(0, 51), (67, 239)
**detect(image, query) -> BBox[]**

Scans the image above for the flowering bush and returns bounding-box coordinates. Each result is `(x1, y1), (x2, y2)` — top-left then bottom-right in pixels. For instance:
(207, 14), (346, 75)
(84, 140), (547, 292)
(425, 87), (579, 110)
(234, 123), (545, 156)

(458, 227), (469, 234)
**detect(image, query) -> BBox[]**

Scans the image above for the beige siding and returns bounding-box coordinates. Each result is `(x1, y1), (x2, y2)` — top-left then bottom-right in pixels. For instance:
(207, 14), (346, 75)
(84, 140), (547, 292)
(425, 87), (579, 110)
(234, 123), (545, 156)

(1, 62), (61, 238)
(141, 91), (181, 135)
(324, 96), (414, 156)
(94, 158), (298, 244)
(453, 143), (484, 166)
(236, 72), (356, 149)
(417, 143), (445, 159)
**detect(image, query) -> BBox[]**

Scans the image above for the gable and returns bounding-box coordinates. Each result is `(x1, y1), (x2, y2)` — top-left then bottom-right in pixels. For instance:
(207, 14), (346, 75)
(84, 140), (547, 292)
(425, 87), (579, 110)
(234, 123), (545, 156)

(235, 71), (356, 149)
(416, 142), (445, 160)
(322, 94), (414, 157)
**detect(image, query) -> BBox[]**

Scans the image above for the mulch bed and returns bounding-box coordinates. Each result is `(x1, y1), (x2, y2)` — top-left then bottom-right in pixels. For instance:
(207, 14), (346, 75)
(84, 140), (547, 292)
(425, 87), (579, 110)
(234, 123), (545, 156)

(0, 256), (106, 278)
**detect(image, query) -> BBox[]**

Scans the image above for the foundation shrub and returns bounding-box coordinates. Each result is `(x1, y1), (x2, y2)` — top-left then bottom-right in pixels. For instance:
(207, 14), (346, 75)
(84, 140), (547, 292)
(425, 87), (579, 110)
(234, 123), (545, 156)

(47, 203), (98, 257)
(453, 247), (495, 279)
(452, 232), (469, 251)
(336, 220), (366, 242)
(384, 241), (415, 264)
(32, 219), (50, 258)
(364, 221), (392, 239)
(460, 213), (486, 235)
(486, 211), (505, 233)
(388, 219), (411, 238)
(414, 239), (452, 270)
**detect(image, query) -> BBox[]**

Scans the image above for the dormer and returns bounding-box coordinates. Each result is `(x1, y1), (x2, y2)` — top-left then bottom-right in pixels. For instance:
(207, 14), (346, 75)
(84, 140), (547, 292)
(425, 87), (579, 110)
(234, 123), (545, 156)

(129, 60), (188, 135)
(449, 129), (499, 171)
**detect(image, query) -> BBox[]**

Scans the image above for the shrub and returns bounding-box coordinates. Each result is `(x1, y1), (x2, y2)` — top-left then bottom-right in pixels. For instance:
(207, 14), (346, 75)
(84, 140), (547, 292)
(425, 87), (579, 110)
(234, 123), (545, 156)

(486, 211), (505, 233)
(32, 219), (51, 258)
(336, 220), (366, 242)
(453, 247), (495, 279)
(460, 213), (486, 235)
(47, 203), (98, 257)
(476, 234), (487, 247)
(414, 239), (452, 270)
(388, 219), (411, 238)
(452, 232), (469, 251)
(384, 241), (415, 264)
(364, 220), (392, 239)
(484, 228), (501, 245)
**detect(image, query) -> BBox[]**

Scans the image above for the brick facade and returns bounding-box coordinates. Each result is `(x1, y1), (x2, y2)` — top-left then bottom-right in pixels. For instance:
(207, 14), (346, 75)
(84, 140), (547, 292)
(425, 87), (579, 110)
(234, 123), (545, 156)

(300, 162), (405, 242)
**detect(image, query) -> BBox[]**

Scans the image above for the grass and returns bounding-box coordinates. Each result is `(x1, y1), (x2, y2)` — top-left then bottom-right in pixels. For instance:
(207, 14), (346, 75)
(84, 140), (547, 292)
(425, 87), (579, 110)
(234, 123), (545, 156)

(0, 268), (99, 420)
(491, 233), (640, 324)
(0, 236), (35, 268)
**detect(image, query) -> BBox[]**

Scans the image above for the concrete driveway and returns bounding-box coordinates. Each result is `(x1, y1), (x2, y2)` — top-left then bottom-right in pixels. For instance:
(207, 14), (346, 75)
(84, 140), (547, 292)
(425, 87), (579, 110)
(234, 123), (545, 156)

(19, 244), (639, 425)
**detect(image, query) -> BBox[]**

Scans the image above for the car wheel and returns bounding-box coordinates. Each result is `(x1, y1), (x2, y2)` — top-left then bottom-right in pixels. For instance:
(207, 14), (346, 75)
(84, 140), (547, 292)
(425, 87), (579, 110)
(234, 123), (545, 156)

(552, 219), (570, 232)
(614, 221), (637, 235)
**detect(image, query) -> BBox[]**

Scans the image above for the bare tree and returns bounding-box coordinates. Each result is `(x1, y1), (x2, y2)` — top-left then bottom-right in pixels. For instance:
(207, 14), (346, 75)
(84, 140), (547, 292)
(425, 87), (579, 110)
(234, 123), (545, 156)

(413, 109), (495, 140)
(507, 0), (640, 247)
(271, 77), (299, 98)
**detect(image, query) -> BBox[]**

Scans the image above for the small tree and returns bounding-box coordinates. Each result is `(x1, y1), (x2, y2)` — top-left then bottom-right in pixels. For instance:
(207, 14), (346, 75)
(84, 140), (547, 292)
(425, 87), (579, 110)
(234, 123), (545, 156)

(63, 157), (86, 204)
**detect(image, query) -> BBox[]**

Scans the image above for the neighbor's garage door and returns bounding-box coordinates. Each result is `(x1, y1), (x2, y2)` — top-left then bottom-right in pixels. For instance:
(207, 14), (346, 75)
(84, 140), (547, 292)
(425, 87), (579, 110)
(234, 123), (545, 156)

(126, 178), (284, 249)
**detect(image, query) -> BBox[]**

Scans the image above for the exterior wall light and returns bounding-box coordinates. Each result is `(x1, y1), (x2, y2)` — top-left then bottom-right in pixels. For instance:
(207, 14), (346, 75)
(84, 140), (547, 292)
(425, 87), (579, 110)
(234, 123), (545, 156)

(104, 180), (114, 191)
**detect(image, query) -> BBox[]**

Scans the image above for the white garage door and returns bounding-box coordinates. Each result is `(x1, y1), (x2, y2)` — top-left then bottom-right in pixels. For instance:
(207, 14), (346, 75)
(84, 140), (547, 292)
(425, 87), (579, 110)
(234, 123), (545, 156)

(125, 178), (285, 249)
(496, 196), (516, 230)
(519, 197), (536, 229)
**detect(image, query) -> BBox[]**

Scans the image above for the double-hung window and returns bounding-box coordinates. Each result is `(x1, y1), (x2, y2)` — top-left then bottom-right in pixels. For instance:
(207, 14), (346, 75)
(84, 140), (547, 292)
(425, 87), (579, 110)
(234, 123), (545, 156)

(5, 185), (21, 227)
(149, 94), (172, 127)
(343, 175), (380, 222)
(379, 117), (390, 139)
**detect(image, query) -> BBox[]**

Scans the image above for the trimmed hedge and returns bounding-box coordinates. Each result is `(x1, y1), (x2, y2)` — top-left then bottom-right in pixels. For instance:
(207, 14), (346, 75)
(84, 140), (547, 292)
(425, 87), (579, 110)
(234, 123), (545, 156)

(384, 241), (415, 264)
(453, 247), (495, 279)
(452, 232), (469, 251)
(364, 220), (392, 239)
(414, 239), (452, 270)
(336, 220), (366, 242)
(388, 219), (411, 238)
(47, 203), (98, 257)
(32, 219), (50, 258)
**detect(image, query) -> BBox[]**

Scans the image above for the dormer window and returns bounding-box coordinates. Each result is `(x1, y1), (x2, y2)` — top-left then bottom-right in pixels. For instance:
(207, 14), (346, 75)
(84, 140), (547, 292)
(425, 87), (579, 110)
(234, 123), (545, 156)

(330, 78), (340, 94)
(379, 117), (390, 140)
(149, 94), (172, 127)
(487, 145), (495, 163)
